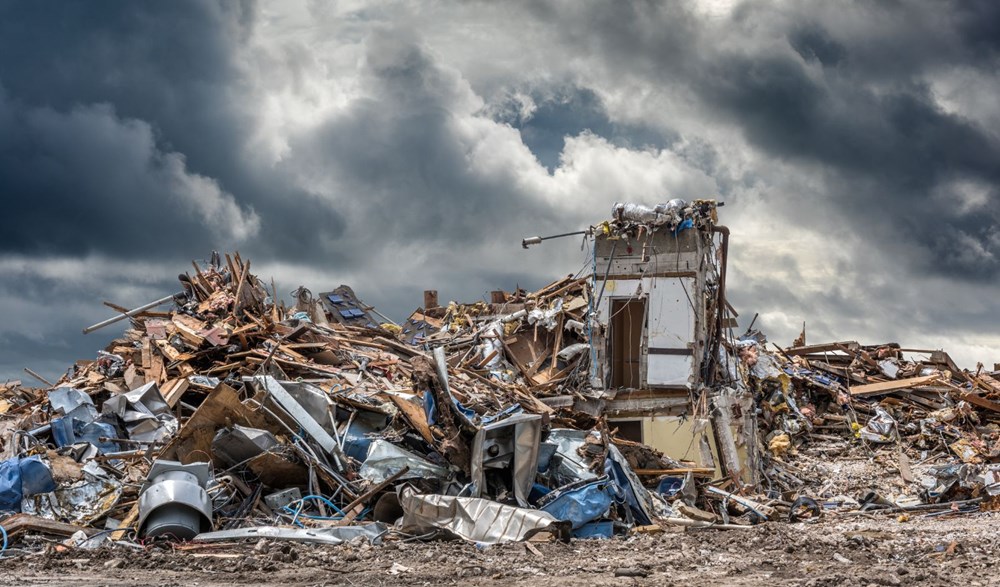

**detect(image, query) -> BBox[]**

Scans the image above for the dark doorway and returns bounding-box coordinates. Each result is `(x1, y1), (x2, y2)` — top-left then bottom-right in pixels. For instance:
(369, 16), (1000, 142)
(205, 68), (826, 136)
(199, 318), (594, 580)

(610, 298), (645, 388)
(610, 419), (643, 443)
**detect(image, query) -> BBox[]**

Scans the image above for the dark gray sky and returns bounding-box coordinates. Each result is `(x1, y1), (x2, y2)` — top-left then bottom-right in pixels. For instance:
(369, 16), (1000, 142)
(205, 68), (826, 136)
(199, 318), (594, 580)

(2, 0), (999, 382)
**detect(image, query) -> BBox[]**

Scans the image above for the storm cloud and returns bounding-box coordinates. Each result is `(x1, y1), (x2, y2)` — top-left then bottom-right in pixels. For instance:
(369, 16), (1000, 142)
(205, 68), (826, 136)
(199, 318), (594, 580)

(1, 0), (998, 382)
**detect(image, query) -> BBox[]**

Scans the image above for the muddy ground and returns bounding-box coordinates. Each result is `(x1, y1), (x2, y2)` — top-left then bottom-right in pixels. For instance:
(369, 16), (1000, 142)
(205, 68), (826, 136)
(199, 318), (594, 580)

(2, 513), (997, 586)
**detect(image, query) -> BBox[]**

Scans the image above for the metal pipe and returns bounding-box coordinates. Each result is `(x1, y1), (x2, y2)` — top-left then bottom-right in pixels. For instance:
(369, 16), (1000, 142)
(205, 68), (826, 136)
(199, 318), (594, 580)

(521, 229), (590, 249)
(82, 293), (181, 334)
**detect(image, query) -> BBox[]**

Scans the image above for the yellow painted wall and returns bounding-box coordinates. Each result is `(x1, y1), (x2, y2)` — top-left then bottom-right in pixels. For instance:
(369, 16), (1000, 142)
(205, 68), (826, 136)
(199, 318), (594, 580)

(639, 416), (723, 479)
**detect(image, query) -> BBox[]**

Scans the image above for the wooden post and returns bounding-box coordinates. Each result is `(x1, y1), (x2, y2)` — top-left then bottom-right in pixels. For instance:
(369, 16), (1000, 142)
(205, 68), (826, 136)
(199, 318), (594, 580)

(424, 290), (438, 309)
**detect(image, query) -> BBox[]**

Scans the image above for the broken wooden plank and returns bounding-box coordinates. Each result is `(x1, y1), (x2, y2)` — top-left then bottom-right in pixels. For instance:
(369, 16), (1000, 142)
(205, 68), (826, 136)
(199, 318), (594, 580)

(1, 513), (95, 540)
(547, 314), (564, 377)
(898, 450), (914, 484)
(110, 505), (139, 541)
(849, 374), (941, 397)
(633, 467), (716, 477)
(784, 341), (860, 356)
(954, 390), (1000, 414)
(160, 378), (191, 408)
(335, 466), (410, 526)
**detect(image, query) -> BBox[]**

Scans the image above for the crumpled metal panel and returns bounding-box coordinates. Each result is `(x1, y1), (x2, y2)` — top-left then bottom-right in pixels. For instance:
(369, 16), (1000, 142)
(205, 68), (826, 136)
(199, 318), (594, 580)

(398, 486), (565, 544)
(545, 430), (669, 525)
(22, 462), (121, 524)
(211, 425), (279, 467)
(546, 429), (599, 485)
(470, 412), (541, 507)
(102, 382), (178, 443)
(195, 522), (388, 545)
(604, 443), (670, 524)
(253, 376), (347, 467)
(358, 439), (448, 484)
(48, 387), (98, 421)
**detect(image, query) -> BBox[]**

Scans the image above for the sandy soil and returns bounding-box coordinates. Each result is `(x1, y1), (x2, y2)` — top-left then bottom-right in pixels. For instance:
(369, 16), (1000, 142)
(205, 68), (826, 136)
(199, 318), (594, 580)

(3, 512), (998, 586)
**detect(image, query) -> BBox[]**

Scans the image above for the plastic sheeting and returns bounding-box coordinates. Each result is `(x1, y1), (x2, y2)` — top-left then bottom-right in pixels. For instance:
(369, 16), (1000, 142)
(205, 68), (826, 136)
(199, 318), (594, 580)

(611, 200), (688, 227)
(860, 407), (897, 444)
(612, 202), (665, 225)
(0, 456), (56, 512)
(527, 298), (563, 331)
(539, 429), (669, 527)
(537, 477), (618, 529)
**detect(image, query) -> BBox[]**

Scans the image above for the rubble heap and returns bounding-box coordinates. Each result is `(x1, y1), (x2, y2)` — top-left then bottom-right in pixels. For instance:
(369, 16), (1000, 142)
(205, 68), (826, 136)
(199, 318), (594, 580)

(2, 205), (999, 556)
(736, 333), (1000, 518)
(0, 253), (681, 549)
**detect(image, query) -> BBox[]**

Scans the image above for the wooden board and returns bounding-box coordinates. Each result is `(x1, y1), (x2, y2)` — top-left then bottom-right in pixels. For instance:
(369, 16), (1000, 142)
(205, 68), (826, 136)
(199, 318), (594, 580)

(849, 374), (940, 397)
(385, 392), (435, 446)
(784, 341), (860, 356)
(160, 378), (191, 408)
(159, 383), (278, 464)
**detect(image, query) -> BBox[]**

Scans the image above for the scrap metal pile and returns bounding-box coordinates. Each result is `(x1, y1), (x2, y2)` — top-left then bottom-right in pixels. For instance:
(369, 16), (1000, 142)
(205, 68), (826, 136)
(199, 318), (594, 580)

(733, 332), (1000, 520)
(0, 253), (684, 552)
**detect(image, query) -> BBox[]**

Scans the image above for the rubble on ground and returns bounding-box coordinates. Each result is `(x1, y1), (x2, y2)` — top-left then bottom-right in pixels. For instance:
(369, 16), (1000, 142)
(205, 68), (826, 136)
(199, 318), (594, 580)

(1, 203), (998, 561)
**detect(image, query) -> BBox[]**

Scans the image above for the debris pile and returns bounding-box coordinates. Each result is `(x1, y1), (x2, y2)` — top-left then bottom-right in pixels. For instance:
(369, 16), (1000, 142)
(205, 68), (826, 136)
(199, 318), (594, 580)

(733, 333), (1000, 519)
(2, 203), (999, 558)
(0, 252), (681, 551)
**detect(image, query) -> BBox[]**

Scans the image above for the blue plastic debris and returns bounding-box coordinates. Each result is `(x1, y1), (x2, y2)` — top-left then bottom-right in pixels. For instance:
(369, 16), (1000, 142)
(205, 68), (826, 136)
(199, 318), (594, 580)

(572, 520), (614, 539)
(537, 477), (618, 530)
(528, 483), (552, 505)
(341, 419), (379, 462)
(18, 456), (56, 496)
(0, 456), (56, 513)
(657, 476), (684, 498)
(0, 459), (22, 512)
(326, 294), (344, 304)
(536, 442), (558, 472)
(604, 454), (652, 526)
(50, 417), (119, 453)
(673, 218), (694, 235)
(422, 390), (476, 426)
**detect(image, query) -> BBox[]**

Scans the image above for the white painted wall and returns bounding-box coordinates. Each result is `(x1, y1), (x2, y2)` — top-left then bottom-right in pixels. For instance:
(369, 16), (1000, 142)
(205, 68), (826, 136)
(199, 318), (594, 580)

(646, 277), (696, 386)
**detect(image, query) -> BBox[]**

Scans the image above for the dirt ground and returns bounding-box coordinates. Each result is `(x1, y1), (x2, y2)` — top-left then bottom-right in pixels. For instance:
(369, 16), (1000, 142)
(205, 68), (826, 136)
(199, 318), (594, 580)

(2, 512), (998, 586)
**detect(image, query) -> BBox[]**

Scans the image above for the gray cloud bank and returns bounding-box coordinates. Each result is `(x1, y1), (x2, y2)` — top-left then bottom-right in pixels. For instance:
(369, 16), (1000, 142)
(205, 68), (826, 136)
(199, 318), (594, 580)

(1, 0), (998, 382)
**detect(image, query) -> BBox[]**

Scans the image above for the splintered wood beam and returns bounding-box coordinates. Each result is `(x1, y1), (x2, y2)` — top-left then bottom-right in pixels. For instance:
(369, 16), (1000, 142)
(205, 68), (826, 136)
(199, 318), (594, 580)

(784, 342), (860, 356)
(849, 374), (941, 396)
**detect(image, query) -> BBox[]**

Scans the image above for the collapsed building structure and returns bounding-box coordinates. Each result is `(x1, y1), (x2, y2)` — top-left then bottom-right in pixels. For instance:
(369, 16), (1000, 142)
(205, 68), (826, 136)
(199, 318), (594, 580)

(1, 202), (999, 554)
(527, 200), (753, 485)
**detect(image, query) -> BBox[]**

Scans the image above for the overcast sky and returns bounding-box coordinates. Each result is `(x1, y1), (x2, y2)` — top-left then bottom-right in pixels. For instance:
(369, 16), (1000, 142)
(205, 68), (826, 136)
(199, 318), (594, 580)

(2, 0), (999, 383)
